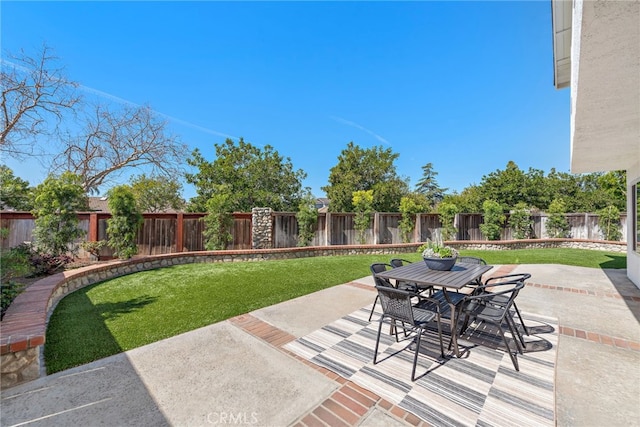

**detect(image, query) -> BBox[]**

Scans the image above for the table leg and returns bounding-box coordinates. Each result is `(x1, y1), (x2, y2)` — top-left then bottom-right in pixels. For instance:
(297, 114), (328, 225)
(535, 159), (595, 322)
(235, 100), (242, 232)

(442, 290), (461, 358)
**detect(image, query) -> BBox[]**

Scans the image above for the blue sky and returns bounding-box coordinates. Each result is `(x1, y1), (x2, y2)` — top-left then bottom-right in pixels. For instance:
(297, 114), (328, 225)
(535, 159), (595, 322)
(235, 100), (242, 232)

(1, 1), (570, 200)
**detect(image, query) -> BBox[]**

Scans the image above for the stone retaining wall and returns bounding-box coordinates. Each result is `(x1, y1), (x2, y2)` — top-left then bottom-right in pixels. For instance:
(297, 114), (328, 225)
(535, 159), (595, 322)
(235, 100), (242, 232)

(0, 239), (626, 388)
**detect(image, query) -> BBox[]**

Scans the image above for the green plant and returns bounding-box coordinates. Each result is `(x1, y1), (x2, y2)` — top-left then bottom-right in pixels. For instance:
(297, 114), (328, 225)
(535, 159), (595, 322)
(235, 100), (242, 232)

(352, 190), (374, 244)
(597, 205), (622, 241)
(546, 199), (571, 238)
(479, 200), (505, 241)
(417, 241), (458, 258)
(508, 202), (533, 239)
(202, 189), (234, 250)
(399, 193), (429, 243)
(296, 193), (318, 247)
(0, 245), (31, 317)
(80, 240), (107, 259)
(31, 171), (88, 257)
(107, 185), (143, 259)
(437, 202), (458, 240)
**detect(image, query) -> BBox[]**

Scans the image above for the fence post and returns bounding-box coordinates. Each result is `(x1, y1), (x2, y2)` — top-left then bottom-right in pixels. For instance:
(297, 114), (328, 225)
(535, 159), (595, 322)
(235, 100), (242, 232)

(251, 207), (273, 249)
(324, 212), (331, 246)
(89, 213), (98, 242)
(414, 213), (421, 243)
(176, 213), (184, 252)
(373, 212), (379, 245)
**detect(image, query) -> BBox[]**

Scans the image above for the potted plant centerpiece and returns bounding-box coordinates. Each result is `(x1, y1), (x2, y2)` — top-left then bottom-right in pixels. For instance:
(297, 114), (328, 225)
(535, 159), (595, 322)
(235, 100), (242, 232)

(417, 241), (458, 271)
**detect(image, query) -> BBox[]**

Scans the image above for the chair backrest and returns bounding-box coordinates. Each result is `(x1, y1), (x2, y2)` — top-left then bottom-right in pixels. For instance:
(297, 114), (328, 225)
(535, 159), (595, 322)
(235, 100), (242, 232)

(479, 280), (525, 310)
(390, 258), (412, 268)
(375, 285), (415, 324)
(370, 263), (394, 288)
(485, 273), (531, 286)
(457, 256), (487, 265)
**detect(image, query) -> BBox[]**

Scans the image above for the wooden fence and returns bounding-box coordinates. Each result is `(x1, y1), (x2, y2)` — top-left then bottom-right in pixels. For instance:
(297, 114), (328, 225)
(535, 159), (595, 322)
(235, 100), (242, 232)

(0, 210), (628, 257)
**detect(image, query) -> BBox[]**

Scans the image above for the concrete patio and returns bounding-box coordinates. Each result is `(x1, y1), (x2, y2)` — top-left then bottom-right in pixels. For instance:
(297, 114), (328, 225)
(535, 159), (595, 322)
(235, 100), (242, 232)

(1, 264), (639, 426)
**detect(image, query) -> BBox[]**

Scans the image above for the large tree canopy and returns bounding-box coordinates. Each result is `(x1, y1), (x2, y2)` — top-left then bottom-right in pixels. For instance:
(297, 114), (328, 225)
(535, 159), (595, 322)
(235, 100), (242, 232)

(186, 138), (307, 212)
(322, 142), (409, 212)
(443, 161), (626, 213)
(0, 165), (32, 211)
(129, 174), (184, 213)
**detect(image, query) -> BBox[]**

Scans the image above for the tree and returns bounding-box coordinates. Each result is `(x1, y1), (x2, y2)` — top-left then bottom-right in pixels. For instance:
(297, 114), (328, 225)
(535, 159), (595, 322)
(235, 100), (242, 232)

(1, 44), (81, 159)
(129, 174), (184, 213)
(296, 192), (318, 247)
(414, 163), (448, 208)
(106, 185), (143, 259)
(186, 138), (306, 212)
(323, 142), (409, 212)
(0, 166), (32, 211)
(52, 104), (187, 194)
(479, 200), (505, 241)
(31, 172), (88, 256)
(399, 193), (429, 243)
(352, 190), (374, 244)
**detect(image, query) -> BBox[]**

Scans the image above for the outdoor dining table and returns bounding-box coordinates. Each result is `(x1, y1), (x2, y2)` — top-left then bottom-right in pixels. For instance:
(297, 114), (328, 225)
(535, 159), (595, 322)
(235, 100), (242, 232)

(375, 261), (492, 358)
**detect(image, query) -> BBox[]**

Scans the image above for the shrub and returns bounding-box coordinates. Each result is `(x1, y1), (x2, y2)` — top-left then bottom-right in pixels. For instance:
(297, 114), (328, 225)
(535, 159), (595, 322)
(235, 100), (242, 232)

(597, 205), (622, 241)
(203, 191), (234, 250)
(546, 199), (571, 238)
(107, 185), (143, 259)
(296, 193), (318, 247)
(479, 200), (505, 241)
(31, 172), (88, 257)
(352, 190), (374, 244)
(80, 240), (107, 260)
(508, 202), (533, 239)
(437, 202), (458, 241)
(0, 245), (31, 317)
(399, 193), (429, 243)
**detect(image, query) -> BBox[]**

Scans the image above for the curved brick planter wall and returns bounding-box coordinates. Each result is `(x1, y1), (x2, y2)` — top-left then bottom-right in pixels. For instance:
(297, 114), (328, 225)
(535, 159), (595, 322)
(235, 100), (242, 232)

(0, 239), (625, 388)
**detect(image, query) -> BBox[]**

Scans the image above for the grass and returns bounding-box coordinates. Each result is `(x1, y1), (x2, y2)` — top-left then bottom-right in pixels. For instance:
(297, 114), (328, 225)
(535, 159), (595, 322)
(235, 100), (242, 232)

(44, 249), (626, 373)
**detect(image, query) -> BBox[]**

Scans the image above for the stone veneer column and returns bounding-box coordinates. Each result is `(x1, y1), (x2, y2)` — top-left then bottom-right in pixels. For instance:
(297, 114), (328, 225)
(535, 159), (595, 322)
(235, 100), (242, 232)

(252, 207), (273, 249)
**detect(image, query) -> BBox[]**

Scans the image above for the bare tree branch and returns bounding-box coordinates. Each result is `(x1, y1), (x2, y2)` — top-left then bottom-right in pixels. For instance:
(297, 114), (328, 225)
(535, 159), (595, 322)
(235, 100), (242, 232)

(1, 44), (81, 159)
(51, 103), (187, 193)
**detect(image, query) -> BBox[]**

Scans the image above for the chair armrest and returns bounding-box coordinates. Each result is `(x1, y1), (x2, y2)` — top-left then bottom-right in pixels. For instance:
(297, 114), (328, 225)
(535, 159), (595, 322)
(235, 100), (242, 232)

(484, 273), (531, 286)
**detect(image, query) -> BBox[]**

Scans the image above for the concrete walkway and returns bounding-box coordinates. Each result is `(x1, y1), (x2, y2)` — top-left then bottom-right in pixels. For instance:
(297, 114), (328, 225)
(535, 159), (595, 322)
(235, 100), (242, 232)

(1, 264), (639, 426)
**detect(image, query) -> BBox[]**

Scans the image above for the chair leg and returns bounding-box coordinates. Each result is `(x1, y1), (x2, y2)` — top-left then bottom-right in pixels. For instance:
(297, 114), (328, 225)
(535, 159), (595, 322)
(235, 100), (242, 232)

(505, 315), (524, 354)
(508, 312), (526, 349)
(368, 295), (379, 322)
(512, 302), (530, 335)
(373, 318), (385, 364)
(435, 316), (445, 358)
(411, 329), (423, 381)
(497, 324), (519, 371)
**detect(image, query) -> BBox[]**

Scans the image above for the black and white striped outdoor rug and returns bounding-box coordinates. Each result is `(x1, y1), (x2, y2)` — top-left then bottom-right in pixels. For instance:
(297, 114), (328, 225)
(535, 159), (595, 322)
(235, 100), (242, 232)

(285, 305), (557, 426)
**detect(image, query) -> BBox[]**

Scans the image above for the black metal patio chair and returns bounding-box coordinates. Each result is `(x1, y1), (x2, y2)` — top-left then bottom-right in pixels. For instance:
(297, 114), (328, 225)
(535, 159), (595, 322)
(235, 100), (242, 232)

(456, 278), (526, 371)
(373, 285), (445, 381)
(368, 263), (419, 322)
(474, 273), (532, 336)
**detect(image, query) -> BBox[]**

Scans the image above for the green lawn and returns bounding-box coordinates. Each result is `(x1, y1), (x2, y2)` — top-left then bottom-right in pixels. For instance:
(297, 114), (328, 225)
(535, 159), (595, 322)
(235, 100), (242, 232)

(44, 249), (626, 373)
